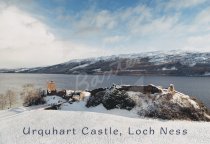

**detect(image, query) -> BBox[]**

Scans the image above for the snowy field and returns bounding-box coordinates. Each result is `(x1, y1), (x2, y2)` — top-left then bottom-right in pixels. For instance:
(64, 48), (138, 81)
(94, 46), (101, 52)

(0, 92), (210, 144)
(0, 109), (210, 144)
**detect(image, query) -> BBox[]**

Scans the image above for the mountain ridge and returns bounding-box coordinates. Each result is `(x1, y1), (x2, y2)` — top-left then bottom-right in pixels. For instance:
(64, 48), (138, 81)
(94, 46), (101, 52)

(1, 50), (210, 76)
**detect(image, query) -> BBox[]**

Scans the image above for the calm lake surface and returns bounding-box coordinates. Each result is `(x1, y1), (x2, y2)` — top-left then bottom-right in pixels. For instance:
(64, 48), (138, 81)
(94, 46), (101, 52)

(0, 73), (210, 108)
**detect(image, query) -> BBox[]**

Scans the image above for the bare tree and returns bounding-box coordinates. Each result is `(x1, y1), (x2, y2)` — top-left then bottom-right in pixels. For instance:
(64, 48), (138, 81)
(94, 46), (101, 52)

(0, 94), (7, 110)
(20, 84), (35, 100)
(5, 90), (17, 108)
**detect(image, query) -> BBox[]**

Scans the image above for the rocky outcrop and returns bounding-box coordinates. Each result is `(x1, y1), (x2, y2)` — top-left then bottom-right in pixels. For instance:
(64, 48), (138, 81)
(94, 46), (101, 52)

(142, 96), (210, 121)
(86, 84), (210, 121)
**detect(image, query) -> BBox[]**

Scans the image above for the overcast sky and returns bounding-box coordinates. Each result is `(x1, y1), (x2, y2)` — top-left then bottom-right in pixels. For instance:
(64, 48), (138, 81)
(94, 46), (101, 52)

(0, 0), (210, 68)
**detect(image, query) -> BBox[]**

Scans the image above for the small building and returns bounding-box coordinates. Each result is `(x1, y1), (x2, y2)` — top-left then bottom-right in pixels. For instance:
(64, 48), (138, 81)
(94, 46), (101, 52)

(47, 81), (57, 95)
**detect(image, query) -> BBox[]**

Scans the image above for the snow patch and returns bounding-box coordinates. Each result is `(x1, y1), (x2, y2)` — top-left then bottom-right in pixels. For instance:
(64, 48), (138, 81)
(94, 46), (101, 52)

(70, 63), (90, 70)
(204, 72), (210, 76)
(44, 96), (67, 105)
(60, 102), (138, 118)
(162, 67), (177, 71)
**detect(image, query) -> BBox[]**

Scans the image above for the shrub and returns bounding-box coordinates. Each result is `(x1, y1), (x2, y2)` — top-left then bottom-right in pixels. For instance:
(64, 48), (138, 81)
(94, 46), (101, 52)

(102, 90), (136, 110)
(21, 84), (45, 106)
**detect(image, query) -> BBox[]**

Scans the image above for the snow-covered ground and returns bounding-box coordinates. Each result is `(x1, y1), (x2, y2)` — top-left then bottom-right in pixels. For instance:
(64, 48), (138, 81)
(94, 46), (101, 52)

(43, 95), (138, 118)
(0, 110), (209, 144)
(0, 104), (52, 121)
(0, 88), (210, 144)
(61, 102), (139, 118)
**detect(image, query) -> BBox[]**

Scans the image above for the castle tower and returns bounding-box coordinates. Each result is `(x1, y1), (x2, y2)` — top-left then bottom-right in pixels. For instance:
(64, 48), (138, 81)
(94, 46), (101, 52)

(47, 81), (57, 95)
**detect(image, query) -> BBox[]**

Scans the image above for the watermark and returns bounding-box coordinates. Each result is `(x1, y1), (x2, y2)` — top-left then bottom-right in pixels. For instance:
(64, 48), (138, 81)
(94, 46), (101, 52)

(74, 58), (145, 90)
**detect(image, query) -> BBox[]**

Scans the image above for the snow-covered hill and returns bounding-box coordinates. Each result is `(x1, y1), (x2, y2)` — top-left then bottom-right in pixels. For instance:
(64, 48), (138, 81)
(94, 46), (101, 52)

(4, 50), (210, 76)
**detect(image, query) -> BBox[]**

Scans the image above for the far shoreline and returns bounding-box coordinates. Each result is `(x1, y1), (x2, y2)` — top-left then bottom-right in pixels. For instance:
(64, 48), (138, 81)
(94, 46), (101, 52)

(1, 72), (210, 78)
